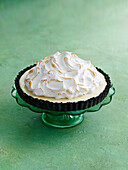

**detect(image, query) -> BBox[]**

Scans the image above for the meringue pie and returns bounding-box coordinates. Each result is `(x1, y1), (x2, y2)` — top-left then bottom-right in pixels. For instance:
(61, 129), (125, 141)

(15, 52), (111, 111)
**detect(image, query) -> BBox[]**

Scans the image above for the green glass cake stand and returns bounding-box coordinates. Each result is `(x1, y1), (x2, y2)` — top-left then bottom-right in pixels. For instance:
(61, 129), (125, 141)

(11, 84), (115, 128)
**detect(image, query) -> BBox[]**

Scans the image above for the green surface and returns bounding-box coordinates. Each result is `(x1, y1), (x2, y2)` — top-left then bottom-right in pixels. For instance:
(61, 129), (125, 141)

(0, 0), (128, 169)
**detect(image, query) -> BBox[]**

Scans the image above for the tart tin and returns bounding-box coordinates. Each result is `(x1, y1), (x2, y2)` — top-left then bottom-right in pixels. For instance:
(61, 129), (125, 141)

(15, 64), (111, 112)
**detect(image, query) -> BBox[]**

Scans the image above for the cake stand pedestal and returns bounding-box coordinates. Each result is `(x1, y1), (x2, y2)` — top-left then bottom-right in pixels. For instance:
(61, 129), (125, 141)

(42, 113), (84, 128)
(11, 84), (115, 128)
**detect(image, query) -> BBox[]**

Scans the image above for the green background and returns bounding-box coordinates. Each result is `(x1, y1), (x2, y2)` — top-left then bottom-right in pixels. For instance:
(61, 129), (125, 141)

(0, 0), (128, 169)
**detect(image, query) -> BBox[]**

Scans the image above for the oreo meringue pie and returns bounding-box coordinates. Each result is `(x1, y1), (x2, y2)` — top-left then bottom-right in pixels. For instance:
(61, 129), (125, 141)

(15, 52), (111, 111)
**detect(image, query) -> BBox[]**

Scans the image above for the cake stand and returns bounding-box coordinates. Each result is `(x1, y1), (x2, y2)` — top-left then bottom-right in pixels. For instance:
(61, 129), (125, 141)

(11, 84), (115, 128)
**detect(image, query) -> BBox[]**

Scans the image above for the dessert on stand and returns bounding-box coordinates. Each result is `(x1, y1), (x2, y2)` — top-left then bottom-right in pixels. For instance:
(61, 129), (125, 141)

(11, 52), (115, 128)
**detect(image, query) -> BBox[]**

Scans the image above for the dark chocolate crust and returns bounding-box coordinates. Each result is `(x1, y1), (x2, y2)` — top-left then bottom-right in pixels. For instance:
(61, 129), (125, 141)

(15, 64), (111, 111)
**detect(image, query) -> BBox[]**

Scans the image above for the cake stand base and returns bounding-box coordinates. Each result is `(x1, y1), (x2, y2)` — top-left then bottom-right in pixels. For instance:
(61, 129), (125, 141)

(42, 113), (84, 128)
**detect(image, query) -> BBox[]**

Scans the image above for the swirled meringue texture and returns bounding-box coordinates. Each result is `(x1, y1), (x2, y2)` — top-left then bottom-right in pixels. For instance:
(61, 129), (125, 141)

(25, 52), (102, 99)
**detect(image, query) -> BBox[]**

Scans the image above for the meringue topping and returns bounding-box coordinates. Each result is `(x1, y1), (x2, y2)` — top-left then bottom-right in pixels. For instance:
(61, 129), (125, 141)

(24, 52), (102, 99)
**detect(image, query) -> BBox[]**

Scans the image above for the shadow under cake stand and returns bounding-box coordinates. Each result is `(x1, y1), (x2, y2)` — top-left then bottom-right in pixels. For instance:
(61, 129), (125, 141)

(11, 84), (115, 128)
